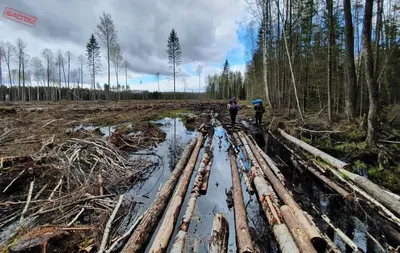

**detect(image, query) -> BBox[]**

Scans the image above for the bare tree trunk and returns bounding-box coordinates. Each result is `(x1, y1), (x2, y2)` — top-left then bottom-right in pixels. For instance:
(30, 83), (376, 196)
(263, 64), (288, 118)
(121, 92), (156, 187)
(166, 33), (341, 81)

(121, 138), (199, 253)
(362, 0), (378, 147)
(327, 0), (333, 122)
(275, 0), (304, 121)
(374, 0), (383, 92)
(228, 149), (254, 253)
(343, 0), (358, 120)
(263, 1), (273, 109)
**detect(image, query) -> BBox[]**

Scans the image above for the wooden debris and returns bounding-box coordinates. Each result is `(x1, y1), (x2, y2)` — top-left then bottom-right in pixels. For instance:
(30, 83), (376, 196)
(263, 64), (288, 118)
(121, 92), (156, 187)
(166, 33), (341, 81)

(170, 137), (213, 253)
(121, 137), (200, 253)
(149, 135), (204, 253)
(294, 158), (353, 201)
(228, 149), (255, 253)
(3, 169), (25, 193)
(279, 128), (400, 218)
(208, 213), (229, 253)
(99, 195), (124, 253)
(67, 207), (85, 227)
(20, 181), (34, 223)
(200, 157), (213, 195)
(321, 214), (361, 252)
(239, 131), (327, 252)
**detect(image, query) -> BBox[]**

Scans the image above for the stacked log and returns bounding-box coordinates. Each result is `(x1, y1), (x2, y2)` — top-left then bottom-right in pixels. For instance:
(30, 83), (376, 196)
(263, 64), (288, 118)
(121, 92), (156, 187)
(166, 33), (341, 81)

(278, 128), (400, 218)
(228, 149), (255, 253)
(208, 213), (229, 253)
(239, 132), (327, 252)
(170, 137), (213, 253)
(149, 135), (205, 253)
(235, 134), (302, 253)
(292, 157), (353, 201)
(121, 137), (201, 253)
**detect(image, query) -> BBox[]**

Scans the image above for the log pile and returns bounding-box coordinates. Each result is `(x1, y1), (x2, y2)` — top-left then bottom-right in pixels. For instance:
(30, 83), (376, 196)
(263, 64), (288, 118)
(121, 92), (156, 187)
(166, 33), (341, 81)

(238, 131), (327, 252)
(170, 136), (214, 252)
(277, 128), (400, 226)
(121, 137), (201, 253)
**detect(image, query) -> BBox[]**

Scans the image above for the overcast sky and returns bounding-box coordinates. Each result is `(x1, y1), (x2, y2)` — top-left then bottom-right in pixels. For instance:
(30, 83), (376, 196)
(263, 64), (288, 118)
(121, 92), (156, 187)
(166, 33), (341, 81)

(0, 0), (249, 92)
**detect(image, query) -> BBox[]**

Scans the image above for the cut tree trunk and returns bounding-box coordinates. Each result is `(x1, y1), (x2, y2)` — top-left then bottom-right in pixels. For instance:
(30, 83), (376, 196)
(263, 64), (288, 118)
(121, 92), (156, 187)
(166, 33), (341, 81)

(248, 135), (286, 185)
(339, 169), (400, 217)
(240, 132), (327, 252)
(228, 149), (254, 253)
(149, 135), (204, 253)
(237, 134), (301, 253)
(200, 158), (213, 195)
(278, 128), (349, 170)
(121, 137), (199, 253)
(279, 128), (400, 217)
(170, 138), (213, 253)
(294, 158), (353, 201)
(208, 213), (229, 253)
(280, 205), (317, 253)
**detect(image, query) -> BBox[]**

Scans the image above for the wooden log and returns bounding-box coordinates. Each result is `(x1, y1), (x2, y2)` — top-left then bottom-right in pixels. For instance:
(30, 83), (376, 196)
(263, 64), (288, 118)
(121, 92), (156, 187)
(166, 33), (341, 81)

(324, 164), (400, 226)
(208, 213), (229, 253)
(121, 137), (200, 253)
(237, 135), (299, 252)
(294, 158), (353, 201)
(248, 135), (286, 185)
(339, 169), (400, 217)
(227, 134), (254, 194)
(280, 205), (317, 253)
(228, 149), (254, 253)
(278, 128), (349, 170)
(279, 128), (400, 217)
(170, 138), (213, 253)
(149, 135), (204, 253)
(321, 214), (361, 252)
(239, 132), (327, 253)
(99, 195), (124, 253)
(200, 158), (213, 194)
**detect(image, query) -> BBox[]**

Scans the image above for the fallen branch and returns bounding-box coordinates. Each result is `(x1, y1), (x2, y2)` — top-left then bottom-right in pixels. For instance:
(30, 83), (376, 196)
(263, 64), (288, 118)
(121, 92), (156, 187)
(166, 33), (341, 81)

(33, 184), (48, 201)
(3, 169), (25, 193)
(299, 127), (341, 134)
(48, 177), (63, 200)
(99, 195), (124, 253)
(321, 214), (360, 252)
(106, 210), (146, 253)
(67, 207), (85, 227)
(20, 181), (34, 223)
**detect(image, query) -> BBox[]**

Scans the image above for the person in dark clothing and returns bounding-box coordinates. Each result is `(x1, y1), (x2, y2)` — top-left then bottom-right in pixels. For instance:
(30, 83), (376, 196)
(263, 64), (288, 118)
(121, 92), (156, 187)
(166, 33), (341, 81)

(228, 97), (239, 127)
(254, 100), (265, 126)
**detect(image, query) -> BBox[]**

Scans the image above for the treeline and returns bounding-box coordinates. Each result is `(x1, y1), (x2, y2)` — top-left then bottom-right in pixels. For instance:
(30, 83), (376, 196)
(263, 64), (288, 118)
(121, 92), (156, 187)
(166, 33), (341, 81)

(205, 60), (246, 100)
(0, 13), (190, 102)
(238, 0), (399, 146)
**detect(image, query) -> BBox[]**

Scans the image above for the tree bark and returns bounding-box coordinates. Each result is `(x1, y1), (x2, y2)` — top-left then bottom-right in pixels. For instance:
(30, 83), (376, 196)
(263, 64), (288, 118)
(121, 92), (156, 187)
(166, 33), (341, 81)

(149, 135), (204, 253)
(228, 149), (254, 253)
(121, 137), (199, 253)
(327, 0), (333, 122)
(208, 213), (229, 253)
(343, 0), (357, 119)
(362, 0), (378, 147)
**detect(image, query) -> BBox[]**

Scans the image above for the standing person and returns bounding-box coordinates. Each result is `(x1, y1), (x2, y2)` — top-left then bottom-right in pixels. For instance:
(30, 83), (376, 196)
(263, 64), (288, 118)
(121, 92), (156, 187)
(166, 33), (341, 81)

(228, 96), (239, 128)
(254, 99), (265, 126)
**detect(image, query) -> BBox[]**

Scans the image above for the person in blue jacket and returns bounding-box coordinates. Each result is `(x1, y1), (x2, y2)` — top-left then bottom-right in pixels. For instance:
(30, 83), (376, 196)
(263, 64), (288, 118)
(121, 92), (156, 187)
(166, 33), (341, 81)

(253, 99), (265, 126)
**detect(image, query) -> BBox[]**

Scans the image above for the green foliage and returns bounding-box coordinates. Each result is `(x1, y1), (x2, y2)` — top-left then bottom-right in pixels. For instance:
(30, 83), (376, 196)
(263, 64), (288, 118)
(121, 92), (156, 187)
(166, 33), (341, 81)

(157, 109), (189, 119)
(369, 166), (400, 192)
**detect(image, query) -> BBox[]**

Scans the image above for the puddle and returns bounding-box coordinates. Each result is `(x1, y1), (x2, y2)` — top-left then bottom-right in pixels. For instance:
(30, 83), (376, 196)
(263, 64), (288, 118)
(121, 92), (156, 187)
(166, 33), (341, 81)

(70, 124), (116, 136)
